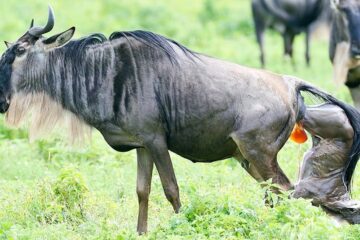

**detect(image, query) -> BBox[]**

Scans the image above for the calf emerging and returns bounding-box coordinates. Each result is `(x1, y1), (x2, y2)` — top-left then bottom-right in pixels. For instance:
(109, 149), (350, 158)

(251, 0), (325, 67)
(294, 103), (360, 223)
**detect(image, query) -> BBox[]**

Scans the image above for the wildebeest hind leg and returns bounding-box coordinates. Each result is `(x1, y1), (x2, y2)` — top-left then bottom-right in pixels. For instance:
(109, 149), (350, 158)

(144, 136), (181, 213)
(283, 30), (296, 68)
(252, 12), (266, 67)
(233, 150), (263, 182)
(231, 135), (292, 191)
(136, 148), (154, 234)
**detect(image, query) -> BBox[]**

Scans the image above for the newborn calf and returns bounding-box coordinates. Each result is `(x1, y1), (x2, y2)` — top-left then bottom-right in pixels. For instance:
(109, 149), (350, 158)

(293, 103), (360, 223)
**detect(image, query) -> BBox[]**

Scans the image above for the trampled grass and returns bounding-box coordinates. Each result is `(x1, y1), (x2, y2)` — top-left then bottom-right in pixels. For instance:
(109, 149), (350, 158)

(0, 0), (360, 239)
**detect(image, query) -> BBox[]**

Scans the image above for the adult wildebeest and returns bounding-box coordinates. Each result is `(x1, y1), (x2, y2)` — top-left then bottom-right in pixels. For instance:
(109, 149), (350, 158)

(251, 0), (325, 67)
(330, 0), (360, 108)
(1, 7), (360, 233)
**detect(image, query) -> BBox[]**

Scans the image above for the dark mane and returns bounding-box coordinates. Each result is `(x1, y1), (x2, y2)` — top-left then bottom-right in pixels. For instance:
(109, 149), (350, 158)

(109, 30), (196, 62)
(59, 33), (108, 55)
(60, 30), (196, 64)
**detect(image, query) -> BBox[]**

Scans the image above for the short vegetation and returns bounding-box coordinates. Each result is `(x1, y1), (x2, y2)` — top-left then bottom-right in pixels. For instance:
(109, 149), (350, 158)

(0, 0), (359, 239)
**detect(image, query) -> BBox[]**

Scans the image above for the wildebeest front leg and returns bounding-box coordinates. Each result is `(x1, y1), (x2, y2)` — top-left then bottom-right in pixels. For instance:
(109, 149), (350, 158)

(145, 136), (181, 213)
(283, 30), (295, 68)
(136, 148), (154, 234)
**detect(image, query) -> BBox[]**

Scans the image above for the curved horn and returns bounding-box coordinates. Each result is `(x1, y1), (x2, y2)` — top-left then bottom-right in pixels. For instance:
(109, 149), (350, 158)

(28, 5), (55, 37)
(4, 41), (12, 48)
(29, 19), (34, 28)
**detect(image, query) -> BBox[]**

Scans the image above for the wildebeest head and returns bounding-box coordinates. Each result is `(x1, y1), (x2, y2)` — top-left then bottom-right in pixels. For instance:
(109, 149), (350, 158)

(332, 0), (360, 58)
(331, 0), (360, 85)
(0, 6), (75, 113)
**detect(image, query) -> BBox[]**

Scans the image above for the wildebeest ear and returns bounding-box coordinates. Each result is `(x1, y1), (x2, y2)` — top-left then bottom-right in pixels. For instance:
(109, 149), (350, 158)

(4, 41), (12, 49)
(43, 27), (75, 49)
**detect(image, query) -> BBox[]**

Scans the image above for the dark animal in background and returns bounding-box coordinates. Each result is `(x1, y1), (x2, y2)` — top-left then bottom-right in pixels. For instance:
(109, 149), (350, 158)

(251, 0), (326, 67)
(330, 0), (360, 109)
(1, 6), (360, 233)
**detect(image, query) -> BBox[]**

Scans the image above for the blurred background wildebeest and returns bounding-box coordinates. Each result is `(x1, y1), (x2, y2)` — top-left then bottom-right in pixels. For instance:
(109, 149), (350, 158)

(251, 0), (328, 67)
(330, 0), (360, 109)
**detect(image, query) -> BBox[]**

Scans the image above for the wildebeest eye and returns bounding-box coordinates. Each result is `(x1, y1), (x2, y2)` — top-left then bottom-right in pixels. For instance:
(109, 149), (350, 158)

(16, 47), (26, 56)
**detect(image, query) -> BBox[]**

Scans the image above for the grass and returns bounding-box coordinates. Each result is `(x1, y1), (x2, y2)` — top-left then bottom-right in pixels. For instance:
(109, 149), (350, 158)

(0, 0), (360, 239)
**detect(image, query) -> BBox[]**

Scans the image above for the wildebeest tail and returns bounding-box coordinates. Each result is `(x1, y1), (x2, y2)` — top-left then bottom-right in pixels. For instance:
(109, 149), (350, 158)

(297, 83), (360, 192)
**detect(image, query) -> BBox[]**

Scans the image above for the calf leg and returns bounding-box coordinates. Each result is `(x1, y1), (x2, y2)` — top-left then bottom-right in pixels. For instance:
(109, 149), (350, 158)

(144, 136), (181, 213)
(136, 148), (154, 234)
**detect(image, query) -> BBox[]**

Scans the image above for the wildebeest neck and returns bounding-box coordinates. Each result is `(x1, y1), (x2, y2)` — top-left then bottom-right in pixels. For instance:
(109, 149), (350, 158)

(12, 32), (197, 128)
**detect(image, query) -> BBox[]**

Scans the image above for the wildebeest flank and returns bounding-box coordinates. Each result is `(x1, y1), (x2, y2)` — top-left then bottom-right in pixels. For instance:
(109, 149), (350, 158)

(251, 0), (326, 67)
(1, 6), (360, 233)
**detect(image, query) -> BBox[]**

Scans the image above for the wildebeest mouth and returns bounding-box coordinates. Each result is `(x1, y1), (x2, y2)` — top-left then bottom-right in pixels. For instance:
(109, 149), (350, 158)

(293, 103), (360, 223)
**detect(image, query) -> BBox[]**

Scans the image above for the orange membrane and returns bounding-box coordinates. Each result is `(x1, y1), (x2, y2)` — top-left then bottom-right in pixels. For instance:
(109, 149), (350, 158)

(290, 123), (308, 144)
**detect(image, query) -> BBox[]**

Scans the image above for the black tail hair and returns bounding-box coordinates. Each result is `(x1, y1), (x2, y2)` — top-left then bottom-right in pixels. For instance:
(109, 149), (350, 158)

(298, 84), (360, 192)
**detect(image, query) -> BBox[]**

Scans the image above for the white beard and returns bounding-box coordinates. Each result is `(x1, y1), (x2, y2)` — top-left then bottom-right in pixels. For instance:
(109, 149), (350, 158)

(5, 92), (92, 144)
(333, 42), (360, 85)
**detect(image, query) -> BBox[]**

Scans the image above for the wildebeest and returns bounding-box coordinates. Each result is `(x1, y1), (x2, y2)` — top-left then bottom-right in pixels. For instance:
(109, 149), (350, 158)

(293, 103), (360, 223)
(330, 0), (360, 108)
(251, 0), (325, 67)
(1, 7), (360, 233)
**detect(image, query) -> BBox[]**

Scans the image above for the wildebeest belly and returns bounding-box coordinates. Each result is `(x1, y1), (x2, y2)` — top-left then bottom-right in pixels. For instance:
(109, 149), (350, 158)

(168, 135), (237, 163)
(166, 113), (238, 162)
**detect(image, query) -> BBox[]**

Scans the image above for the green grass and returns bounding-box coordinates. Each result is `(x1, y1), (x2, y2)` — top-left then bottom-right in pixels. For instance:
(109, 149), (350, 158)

(0, 0), (360, 239)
